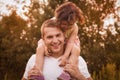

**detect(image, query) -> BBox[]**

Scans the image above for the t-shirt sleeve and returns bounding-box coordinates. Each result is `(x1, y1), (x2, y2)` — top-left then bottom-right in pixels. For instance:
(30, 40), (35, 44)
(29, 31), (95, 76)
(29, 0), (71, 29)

(23, 54), (36, 79)
(78, 56), (91, 78)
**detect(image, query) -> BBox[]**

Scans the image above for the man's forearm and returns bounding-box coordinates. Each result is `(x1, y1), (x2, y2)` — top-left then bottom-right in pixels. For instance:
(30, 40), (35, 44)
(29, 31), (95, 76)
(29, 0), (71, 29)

(87, 77), (93, 80)
(21, 77), (27, 80)
(75, 74), (93, 80)
(75, 73), (88, 80)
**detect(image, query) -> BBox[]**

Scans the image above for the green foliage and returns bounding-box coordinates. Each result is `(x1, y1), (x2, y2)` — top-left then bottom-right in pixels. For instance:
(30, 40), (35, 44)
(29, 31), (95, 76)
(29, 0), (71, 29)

(0, 11), (36, 79)
(92, 63), (119, 80)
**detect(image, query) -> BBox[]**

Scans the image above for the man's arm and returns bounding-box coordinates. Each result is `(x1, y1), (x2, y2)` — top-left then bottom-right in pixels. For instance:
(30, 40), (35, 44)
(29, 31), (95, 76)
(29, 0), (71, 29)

(21, 55), (36, 80)
(74, 69), (92, 80)
(64, 63), (91, 80)
(87, 77), (93, 80)
(64, 57), (93, 80)
(21, 78), (27, 80)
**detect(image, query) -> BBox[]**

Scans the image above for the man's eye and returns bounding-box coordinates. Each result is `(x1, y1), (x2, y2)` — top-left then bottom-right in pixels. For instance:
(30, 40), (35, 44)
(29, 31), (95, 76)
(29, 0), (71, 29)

(47, 36), (53, 39)
(56, 34), (61, 37)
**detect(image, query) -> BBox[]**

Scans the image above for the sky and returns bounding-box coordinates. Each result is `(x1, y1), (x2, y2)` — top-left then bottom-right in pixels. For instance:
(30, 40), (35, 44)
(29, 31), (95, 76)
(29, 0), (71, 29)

(0, 0), (31, 20)
(102, 0), (120, 35)
(0, 0), (48, 20)
(0, 0), (120, 30)
(103, 0), (120, 27)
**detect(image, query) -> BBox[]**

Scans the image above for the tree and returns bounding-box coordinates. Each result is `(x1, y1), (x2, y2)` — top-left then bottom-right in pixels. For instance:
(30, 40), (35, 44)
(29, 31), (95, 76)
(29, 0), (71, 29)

(0, 11), (36, 79)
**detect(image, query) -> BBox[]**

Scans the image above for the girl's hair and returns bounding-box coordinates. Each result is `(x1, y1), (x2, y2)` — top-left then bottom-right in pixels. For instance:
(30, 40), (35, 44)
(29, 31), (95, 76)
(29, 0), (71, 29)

(55, 2), (85, 25)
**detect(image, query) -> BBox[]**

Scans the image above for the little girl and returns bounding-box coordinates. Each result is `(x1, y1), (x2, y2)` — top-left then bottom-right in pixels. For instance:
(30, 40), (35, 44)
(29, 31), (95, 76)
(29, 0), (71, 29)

(35, 2), (85, 79)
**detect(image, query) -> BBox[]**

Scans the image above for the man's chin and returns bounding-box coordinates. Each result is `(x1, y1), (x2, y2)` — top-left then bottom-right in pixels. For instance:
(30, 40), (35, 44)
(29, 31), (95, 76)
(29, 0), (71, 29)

(53, 50), (60, 53)
(51, 49), (60, 53)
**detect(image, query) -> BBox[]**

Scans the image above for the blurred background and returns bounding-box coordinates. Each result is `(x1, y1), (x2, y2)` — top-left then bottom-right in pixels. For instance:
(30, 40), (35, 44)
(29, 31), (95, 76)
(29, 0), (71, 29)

(0, 0), (120, 80)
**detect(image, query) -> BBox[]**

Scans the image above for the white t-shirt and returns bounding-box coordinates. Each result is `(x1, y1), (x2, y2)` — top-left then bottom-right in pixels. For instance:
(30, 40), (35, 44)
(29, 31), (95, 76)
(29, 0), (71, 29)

(23, 54), (90, 80)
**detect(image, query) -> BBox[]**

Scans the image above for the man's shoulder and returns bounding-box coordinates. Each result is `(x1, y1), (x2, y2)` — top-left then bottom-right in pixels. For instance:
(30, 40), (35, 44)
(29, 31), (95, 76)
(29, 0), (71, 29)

(29, 54), (36, 60)
(31, 54), (36, 57)
(78, 56), (91, 78)
(78, 56), (87, 65)
(78, 56), (85, 61)
(27, 54), (36, 64)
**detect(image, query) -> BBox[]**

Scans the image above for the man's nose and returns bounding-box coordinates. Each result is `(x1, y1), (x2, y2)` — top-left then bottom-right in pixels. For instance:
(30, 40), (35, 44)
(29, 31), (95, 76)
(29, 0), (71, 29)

(52, 37), (58, 43)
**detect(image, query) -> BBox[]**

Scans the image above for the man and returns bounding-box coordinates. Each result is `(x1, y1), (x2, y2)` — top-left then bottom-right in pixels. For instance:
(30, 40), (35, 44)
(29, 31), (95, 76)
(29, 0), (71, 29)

(22, 18), (92, 80)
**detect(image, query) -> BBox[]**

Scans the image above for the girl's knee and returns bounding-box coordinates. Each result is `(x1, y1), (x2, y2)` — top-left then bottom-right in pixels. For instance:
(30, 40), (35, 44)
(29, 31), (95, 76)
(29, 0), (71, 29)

(38, 39), (44, 44)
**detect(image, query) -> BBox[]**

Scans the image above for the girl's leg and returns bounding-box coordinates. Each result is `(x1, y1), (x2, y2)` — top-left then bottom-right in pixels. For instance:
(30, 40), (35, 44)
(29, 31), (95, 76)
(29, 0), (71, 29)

(35, 39), (45, 75)
(69, 36), (80, 65)
(69, 43), (80, 65)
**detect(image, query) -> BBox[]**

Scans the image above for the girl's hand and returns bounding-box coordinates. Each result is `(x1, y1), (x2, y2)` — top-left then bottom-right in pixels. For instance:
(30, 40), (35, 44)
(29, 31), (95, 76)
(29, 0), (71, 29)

(44, 47), (52, 56)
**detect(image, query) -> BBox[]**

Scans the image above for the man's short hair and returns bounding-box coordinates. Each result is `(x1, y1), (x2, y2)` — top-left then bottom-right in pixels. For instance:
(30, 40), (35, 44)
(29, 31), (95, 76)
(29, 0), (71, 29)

(41, 18), (59, 38)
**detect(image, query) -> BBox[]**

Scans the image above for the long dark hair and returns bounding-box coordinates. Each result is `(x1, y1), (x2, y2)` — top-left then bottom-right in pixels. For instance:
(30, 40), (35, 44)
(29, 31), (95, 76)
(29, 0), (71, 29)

(55, 2), (85, 25)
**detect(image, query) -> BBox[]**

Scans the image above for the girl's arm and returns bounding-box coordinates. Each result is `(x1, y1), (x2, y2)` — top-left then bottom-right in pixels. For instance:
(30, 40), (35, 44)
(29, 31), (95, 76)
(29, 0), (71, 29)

(35, 39), (45, 72)
(63, 24), (78, 58)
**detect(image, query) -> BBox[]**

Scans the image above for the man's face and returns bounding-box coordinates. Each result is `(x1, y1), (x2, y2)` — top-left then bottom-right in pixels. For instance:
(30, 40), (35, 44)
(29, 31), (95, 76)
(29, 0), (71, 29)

(43, 27), (65, 55)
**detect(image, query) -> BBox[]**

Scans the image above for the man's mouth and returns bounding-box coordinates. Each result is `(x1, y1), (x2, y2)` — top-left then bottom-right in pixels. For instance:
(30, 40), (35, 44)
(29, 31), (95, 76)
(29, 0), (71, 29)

(53, 44), (59, 49)
(51, 43), (60, 49)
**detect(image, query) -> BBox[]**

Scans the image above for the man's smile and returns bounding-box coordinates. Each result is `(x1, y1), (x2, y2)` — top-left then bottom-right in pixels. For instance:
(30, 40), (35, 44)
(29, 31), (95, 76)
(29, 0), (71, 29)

(51, 42), (61, 49)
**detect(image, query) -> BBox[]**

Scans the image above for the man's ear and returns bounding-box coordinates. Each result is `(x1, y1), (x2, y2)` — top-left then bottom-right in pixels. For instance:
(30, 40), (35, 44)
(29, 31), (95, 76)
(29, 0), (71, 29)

(41, 36), (42, 39)
(41, 35), (44, 40)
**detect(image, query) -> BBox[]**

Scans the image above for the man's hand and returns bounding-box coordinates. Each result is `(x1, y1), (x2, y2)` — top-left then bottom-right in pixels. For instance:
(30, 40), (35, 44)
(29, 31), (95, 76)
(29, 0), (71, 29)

(58, 56), (67, 67)
(64, 63), (87, 80)
(28, 66), (43, 80)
